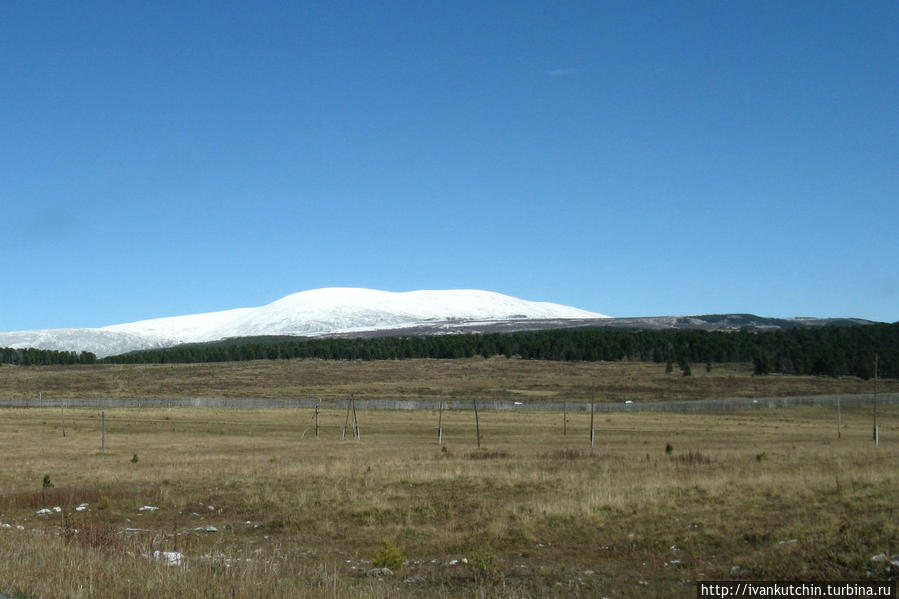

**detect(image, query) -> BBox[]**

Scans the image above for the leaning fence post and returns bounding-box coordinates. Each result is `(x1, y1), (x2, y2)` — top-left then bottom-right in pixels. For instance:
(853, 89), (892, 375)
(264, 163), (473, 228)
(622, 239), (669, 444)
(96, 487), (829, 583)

(342, 399), (351, 441)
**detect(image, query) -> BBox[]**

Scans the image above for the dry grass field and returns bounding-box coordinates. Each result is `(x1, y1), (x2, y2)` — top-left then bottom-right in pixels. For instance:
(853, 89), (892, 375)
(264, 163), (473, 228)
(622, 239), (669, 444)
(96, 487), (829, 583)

(0, 402), (896, 598)
(1, 357), (896, 401)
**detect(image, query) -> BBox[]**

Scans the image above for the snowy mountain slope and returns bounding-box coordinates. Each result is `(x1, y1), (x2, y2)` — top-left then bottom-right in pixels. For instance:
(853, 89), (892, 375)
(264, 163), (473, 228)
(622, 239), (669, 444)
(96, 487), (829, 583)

(0, 288), (608, 358)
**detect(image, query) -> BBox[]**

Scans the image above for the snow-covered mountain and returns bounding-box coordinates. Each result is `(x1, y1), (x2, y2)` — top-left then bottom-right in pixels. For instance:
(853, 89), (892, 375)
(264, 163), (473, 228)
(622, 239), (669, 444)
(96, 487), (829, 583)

(0, 288), (608, 358)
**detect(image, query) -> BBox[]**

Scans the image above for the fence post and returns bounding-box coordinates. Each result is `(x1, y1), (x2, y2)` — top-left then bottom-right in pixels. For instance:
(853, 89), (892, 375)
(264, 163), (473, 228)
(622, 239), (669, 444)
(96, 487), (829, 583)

(437, 401), (444, 445)
(837, 398), (841, 439)
(589, 393), (595, 451)
(101, 411), (106, 450)
(342, 399), (350, 441)
(873, 354), (879, 446)
(473, 399), (481, 449)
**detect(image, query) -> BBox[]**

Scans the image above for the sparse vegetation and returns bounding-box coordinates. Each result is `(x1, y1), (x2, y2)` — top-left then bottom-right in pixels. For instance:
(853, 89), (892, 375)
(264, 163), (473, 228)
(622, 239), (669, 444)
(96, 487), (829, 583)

(0, 404), (893, 597)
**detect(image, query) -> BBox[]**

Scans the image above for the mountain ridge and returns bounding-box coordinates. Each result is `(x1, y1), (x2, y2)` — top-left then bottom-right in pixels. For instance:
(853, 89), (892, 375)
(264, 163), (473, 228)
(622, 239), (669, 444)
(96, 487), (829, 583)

(0, 288), (879, 360)
(0, 288), (607, 358)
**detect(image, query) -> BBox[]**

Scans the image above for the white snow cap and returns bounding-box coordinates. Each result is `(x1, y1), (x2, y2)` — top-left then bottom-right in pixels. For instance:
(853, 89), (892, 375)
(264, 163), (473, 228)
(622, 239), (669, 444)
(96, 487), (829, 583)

(0, 287), (608, 357)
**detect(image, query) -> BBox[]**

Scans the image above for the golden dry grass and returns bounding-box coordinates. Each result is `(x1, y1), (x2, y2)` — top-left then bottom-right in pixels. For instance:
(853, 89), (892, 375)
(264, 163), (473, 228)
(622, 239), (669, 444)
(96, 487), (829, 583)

(0, 404), (896, 598)
(1, 357), (896, 401)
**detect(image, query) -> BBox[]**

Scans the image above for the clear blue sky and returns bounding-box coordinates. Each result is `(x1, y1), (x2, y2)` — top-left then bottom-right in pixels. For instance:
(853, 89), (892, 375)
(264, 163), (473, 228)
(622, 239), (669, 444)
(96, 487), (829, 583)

(2, 1), (897, 330)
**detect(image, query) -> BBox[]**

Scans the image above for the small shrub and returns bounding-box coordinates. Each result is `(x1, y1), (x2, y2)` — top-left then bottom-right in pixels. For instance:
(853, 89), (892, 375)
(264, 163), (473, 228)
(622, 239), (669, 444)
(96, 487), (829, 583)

(130, 454), (139, 464)
(372, 538), (405, 571)
(756, 452), (768, 462)
(665, 443), (674, 455)
(42, 475), (54, 489)
(467, 548), (499, 581)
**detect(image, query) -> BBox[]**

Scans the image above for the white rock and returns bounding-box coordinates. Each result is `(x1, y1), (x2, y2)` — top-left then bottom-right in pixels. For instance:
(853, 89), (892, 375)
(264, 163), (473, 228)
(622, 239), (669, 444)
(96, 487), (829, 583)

(139, 505), (158, 511)
(36, 508), (52, 515)
(366, 567), (394, 577)
(194, 525), (218, 533)
(153, 551), (184, 566)
(75, 503), (89, 512)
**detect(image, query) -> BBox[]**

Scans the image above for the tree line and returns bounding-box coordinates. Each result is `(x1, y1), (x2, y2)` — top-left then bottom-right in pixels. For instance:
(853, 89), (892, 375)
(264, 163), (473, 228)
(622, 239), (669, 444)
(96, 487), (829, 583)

(90, 323), (899, 379)
(0, 347), (96, 366)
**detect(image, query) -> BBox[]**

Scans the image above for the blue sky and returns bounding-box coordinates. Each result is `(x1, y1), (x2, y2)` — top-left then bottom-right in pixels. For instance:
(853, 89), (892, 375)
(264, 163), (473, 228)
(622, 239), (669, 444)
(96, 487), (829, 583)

(2, 1), (897, 330)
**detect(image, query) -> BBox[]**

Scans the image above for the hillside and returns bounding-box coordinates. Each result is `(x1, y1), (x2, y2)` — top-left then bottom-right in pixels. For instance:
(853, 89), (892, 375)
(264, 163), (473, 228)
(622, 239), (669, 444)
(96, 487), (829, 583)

(0, 288), (606, 358)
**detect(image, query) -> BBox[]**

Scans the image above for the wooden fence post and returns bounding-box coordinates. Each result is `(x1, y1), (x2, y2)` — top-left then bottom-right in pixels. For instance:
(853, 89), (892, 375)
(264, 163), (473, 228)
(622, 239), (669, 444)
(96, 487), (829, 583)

(473, 399), (481, 449)
(315, 401), (320, 439)
(342, 399), (351, 441)
(837, 398), (841, 439)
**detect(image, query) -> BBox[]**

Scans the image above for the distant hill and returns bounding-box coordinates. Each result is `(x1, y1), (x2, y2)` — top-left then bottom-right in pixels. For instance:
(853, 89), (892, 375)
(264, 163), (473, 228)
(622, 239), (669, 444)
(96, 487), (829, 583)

(0, 288), (606, 358)
(0, 287), (881, 360)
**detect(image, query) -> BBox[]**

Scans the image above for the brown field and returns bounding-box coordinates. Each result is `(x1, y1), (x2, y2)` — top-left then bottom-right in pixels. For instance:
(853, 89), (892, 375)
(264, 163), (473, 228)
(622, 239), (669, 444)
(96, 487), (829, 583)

(0, 401), (896, 598)
(0, 357), (896, 401)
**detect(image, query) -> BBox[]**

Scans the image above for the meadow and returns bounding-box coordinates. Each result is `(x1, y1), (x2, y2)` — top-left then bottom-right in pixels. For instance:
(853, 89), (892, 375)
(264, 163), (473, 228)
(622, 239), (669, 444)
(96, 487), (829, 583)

(0, 399), (895, 598)
(1, 356), (896, 401)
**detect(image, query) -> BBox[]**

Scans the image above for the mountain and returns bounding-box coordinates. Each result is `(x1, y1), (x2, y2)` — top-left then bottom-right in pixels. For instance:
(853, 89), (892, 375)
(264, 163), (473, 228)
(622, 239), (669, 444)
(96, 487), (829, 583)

(0, 288), (608, 358)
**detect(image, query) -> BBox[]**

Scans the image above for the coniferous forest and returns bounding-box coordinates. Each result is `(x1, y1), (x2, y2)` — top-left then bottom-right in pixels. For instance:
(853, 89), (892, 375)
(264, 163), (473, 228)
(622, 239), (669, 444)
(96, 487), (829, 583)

(97, 323), (899, 379)
(0, 347), (96, 366)
(2, 323), (897, 379)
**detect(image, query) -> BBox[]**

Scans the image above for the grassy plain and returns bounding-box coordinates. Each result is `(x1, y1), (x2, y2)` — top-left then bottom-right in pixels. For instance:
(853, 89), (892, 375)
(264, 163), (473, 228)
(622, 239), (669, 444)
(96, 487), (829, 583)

(0, 403), (896, 598)
(1, 357), (896, 401)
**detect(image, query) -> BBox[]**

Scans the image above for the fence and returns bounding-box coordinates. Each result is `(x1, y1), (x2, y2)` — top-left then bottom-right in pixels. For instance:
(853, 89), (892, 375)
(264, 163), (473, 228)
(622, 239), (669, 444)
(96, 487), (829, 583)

(2, 393), (897, 412)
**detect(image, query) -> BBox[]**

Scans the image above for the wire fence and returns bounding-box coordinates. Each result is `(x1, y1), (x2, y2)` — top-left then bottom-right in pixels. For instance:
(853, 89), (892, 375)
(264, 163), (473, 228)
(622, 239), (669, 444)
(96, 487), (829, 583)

(2, 392), (897, 412)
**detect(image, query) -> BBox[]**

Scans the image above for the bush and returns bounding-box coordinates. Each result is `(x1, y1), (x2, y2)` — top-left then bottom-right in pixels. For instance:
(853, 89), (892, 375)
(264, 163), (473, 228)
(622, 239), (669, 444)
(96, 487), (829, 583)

(372, 538), (405, 571)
